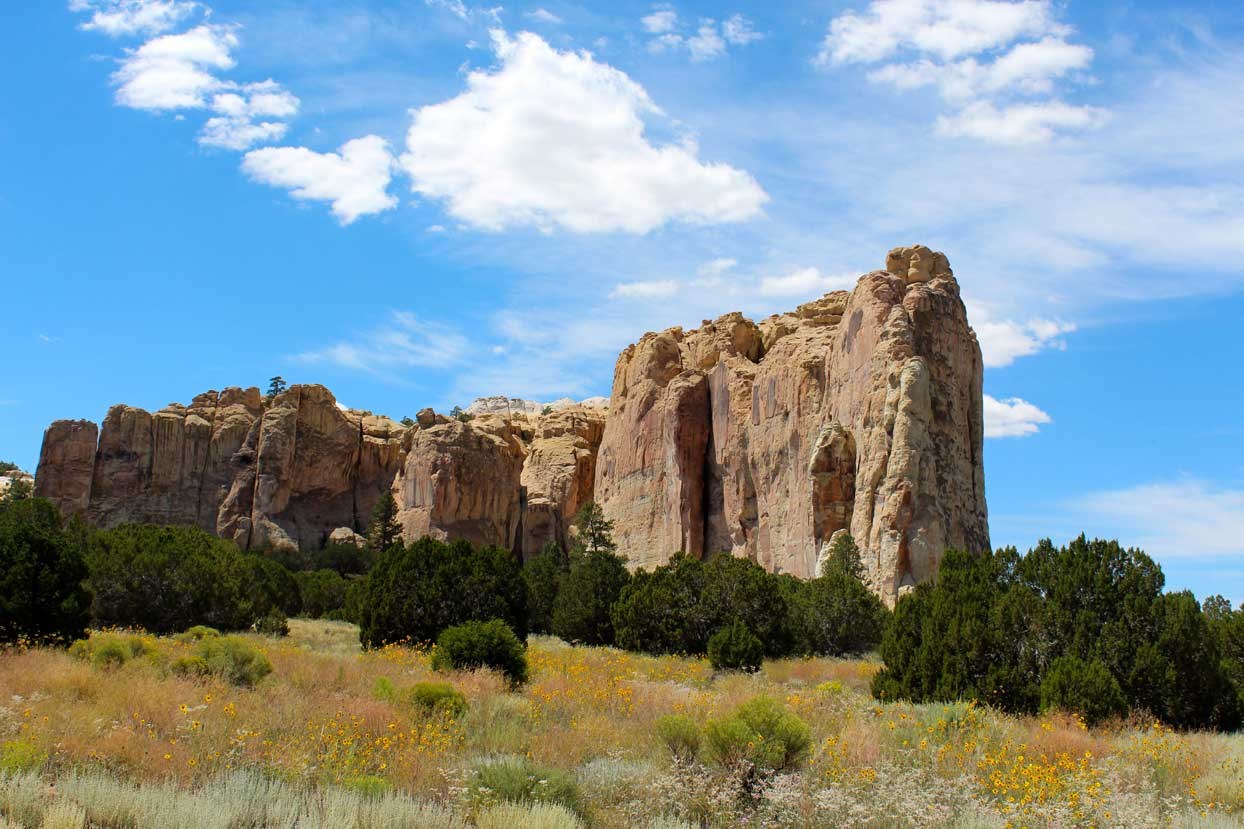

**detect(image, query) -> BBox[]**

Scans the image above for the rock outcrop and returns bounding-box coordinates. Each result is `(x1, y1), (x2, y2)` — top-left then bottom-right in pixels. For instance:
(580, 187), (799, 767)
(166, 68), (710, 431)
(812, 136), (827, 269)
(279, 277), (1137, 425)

(595, 246), (988, 602)
(0, 466), (35, 499)
(32, 245), (987, 601)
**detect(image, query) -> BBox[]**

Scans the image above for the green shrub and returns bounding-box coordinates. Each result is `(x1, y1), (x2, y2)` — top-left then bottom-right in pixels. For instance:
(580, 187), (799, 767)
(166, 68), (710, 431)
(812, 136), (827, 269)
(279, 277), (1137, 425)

(341, 775), (392, 798)
(86, 525), (274, 633)
(1040, 655), (1128, 727)
(707, 621), (763, 672)
(787, 570), (889, 657)
(704, 696), (810, 772)
(68, 633), (154, 670)
(407, 682), (468, 719)
(655, 714), (701, 761)
(172, 635), (272, 687)
(612, 554), (792, 657)
(372, 676), (397, 701)
(174, 625), (221, 643)
(432, 620), (528, 686)
(524, 541), (567, 636)
(0, 739), (46, 774)
(0, 497), (91, 646)
(295, 569), (348, 619)
(469, 756), (582, 816)
(551, 547), (630, 646)
(253, 610), (289, 637)
(359, 537), (527, 649)
(476, 802), (583, 829)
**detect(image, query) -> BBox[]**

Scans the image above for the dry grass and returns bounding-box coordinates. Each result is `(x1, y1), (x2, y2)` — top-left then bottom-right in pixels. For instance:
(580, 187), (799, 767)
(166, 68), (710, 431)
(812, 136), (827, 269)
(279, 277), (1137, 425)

(0, 620), (1239, 828)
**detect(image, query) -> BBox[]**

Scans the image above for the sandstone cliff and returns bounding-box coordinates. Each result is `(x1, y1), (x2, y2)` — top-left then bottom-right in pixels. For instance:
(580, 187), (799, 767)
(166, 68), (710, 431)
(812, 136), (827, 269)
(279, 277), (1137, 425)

(35, 386), (606, 558)
(595, 246), (988, 601)
(33, 245), (988, 600)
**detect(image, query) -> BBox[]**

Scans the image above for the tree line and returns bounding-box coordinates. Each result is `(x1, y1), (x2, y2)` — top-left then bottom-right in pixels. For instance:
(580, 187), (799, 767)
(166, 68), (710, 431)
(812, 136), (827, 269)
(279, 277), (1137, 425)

(2, 481), (1242, 731)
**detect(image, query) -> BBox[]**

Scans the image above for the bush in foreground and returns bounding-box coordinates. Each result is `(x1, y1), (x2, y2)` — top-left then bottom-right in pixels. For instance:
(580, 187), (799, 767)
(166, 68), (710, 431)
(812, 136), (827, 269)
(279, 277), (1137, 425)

(707, 620), (763, 672)
(468, 756), (582, 817)
(655, 714), (702, 762)
(172, 634), (272, 687)
(704, 696), (810, 773)
(431, 620), (528, 685)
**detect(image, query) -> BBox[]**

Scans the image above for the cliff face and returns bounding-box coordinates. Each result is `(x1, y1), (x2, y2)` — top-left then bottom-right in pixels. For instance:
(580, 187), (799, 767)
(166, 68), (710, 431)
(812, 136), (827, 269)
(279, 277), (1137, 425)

(34, 386), (606, 558)
(33, 245), (987, 599)
(595, 246), (988, 601)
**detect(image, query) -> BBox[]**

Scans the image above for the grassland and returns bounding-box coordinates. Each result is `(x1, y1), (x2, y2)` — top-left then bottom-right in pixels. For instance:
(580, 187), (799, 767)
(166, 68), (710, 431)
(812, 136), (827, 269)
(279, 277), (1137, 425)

(1, 619), (1241, 828)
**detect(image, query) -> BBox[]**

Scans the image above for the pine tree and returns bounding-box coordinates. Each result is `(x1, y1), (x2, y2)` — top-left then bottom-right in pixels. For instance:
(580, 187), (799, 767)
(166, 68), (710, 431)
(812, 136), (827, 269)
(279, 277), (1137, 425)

(367, 492), (401, 555)
(820, 532), (865, 581)
(570, 501), (616, 556)
(266, 376), (287, 400)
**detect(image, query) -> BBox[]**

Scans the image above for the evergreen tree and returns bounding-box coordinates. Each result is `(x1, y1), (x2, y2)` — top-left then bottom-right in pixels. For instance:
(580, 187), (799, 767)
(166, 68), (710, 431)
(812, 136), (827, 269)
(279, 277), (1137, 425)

(366, 492), (401, 554)
(0, 496), (91, 646)
(266, 376), (287, 399)
(820, 532), (866, 581)
(570, 501), (615, 556)
(552, 546), (630, 645)
(524, 540), (568, 635)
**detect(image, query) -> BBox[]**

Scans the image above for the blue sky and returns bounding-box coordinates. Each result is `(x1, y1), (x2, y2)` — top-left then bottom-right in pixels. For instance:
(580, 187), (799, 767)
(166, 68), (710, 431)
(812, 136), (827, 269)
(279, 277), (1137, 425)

(3, 0), (1242, 601)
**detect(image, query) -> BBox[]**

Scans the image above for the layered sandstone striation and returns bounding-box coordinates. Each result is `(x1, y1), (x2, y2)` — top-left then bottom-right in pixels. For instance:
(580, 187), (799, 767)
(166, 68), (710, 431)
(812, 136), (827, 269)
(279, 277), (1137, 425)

(33, 245), (987, 600)
(35, 386), (606, 559)
(595, 246), (988, 601)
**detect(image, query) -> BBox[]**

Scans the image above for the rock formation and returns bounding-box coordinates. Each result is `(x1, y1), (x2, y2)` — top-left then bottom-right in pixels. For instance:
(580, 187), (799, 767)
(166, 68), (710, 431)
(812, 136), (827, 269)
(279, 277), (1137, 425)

(595, 245), (988, 601)
(0, 466), (35, 499)
(33, 245), (988, 601)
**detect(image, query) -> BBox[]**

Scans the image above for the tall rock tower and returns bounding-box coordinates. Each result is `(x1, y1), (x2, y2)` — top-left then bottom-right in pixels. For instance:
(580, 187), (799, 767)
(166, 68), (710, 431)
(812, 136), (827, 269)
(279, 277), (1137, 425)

(593, 245), (989, 604)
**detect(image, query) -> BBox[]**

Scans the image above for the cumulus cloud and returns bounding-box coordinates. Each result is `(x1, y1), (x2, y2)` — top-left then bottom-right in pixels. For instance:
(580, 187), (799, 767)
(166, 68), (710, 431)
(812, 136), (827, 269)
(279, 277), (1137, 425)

(971, 311), (1075, 367)
(817, 0), (1100, 144)
(983, 394), (1050, 437)
(109, 23), (299, 150)
(722, 14), (762, 46)
(70, 0), (198, 37)
(400, 30), (767, 233)
(758, 267), (852, 297)
(609, 279), (679, 300)
(112, 24), (236, 110)
(1077, 480), (1244, 560)
(295, 311), (469, 374)
(242, 136), (398, 225)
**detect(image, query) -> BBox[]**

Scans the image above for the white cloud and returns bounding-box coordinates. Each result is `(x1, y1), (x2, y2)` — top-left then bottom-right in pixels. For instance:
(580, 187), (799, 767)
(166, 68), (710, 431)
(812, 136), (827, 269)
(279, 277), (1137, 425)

(198, 80), (300, 150)
(687, 22), (726, 61)
(970, 309), (1075, 367)
(242, 136), (398, 225)
(199, 117), (288, 151)
(757, 267), (852, 297)
(400, 30), (767, 233)
(70, 0), (198, 37)
(295, 311), (469, 374)
(1077, 480), (1244, 560)
(642, 8), (678, 34)
(112, 24), (236, 110)
(609, 279), (678, 300)
(426, 0), (470, 21)
(722, 14), (762, 46)
(982, 394), (1050, 437)
(644, 12), (760, 60)
(526, 8), (562, 24)
(870, 37), (1093, 103)
(818, 0), (1098, 144)
(818, 0), (1060, 65)
(937, 100), (1108, 144)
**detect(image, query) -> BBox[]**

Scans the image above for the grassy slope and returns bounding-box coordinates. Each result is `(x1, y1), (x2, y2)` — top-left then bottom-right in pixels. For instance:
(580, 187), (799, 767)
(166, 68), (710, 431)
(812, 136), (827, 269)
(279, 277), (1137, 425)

(0, 619), (1240, 828)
